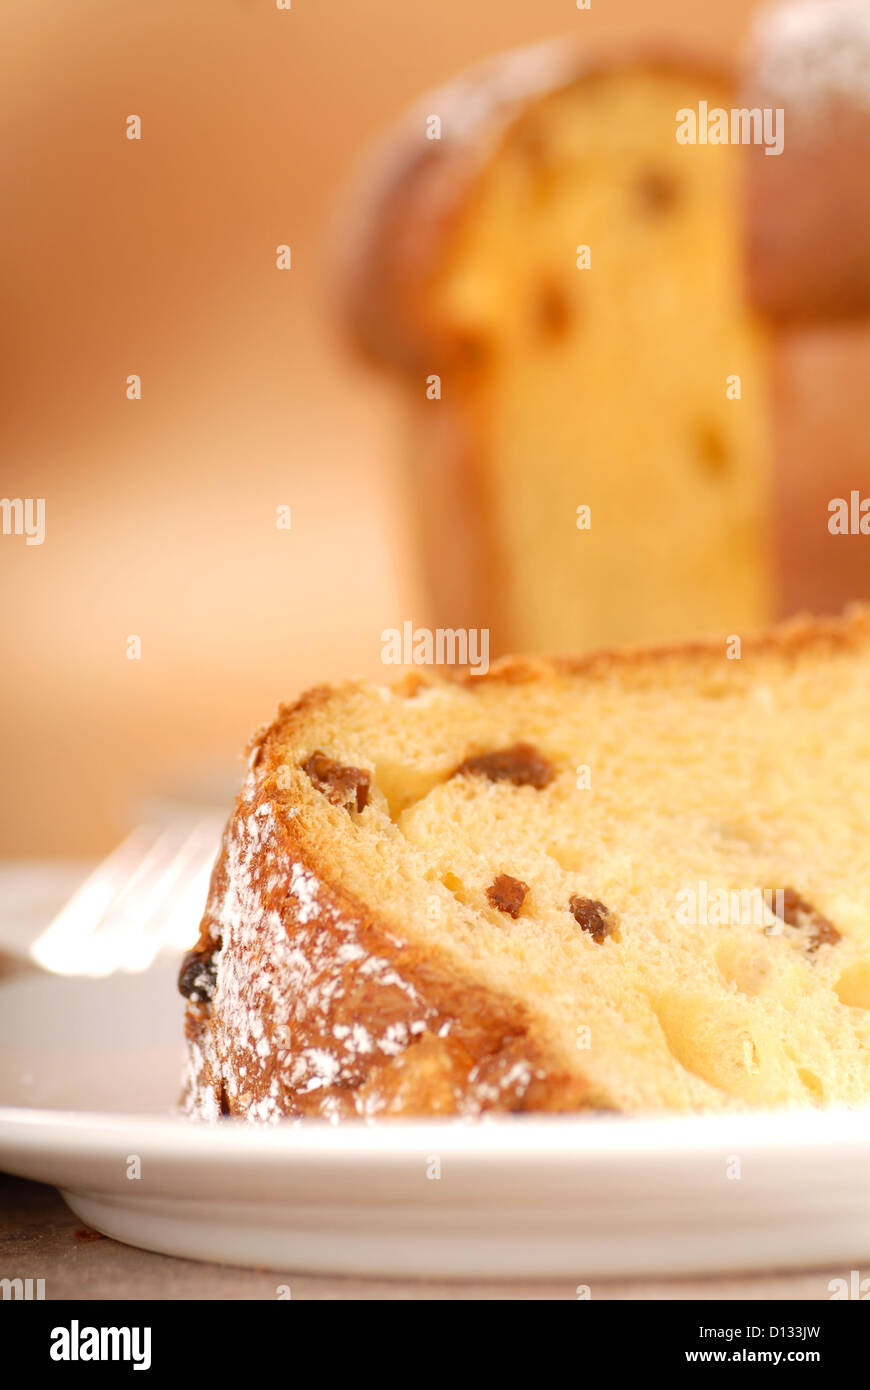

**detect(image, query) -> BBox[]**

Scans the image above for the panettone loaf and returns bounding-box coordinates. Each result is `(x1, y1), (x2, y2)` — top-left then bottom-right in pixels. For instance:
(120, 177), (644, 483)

(347, 44), (773, 654)
(180, 609), (870, 1121)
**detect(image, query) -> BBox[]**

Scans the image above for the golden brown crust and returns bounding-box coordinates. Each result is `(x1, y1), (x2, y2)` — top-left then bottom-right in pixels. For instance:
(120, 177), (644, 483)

(451, 603), (870, 689)
(181, 696), (610, 1121)
(181, 608), (870, 1122)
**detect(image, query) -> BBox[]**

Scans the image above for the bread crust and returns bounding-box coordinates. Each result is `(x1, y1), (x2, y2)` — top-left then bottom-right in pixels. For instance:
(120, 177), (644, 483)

(470, 603), (870, 684)
(181, 694), (609, 1122)
(181, 608), (870, 1122)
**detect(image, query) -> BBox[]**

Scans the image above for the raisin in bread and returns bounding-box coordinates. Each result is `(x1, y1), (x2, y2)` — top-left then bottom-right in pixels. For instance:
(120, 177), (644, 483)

(346, 42), (773, 654)
(180, 609), (870, 1121)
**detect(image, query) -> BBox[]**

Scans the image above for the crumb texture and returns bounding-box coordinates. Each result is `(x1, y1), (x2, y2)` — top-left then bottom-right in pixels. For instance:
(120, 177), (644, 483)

(354, 56), (773, 652)
(181, 612), (870, 1121)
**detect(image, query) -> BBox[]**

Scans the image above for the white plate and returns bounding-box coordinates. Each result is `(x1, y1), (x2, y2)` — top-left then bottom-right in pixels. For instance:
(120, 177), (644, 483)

(2, 957), (870, 1278)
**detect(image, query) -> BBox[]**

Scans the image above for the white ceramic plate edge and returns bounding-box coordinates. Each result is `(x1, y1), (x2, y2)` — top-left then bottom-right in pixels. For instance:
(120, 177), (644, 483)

(3, 1105), (870, 1277)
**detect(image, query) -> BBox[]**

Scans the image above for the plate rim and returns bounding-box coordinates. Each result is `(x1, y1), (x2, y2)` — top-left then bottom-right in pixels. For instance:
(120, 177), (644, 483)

(4, 1101), (870, 1166)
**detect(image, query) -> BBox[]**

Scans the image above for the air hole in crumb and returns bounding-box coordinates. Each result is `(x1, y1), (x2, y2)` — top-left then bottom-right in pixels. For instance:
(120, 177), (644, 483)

(715, 940), (770, 997)
(798, 1068), (824, 1101)
(694, 422), (730, 478)
(374, 762), (444, 823)
(835, 961), (870, 1009)
(547, 844), (584, 873)
(653, 991), (765, 1096)
(441, 871), (473, 907)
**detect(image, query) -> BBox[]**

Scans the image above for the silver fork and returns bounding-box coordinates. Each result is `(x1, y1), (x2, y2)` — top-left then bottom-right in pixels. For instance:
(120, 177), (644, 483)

(29, 817), (223, 977)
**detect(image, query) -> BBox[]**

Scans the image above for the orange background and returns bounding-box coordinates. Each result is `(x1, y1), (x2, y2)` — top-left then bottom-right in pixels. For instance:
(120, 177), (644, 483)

(1, 0), (764, 855)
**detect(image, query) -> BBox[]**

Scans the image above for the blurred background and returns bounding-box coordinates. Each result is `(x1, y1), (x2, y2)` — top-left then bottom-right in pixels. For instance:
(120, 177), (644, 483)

(0, 0), (844, 856)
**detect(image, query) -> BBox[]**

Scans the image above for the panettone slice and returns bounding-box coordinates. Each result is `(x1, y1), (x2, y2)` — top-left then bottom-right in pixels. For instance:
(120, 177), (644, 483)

(180, 610), (870, 1120)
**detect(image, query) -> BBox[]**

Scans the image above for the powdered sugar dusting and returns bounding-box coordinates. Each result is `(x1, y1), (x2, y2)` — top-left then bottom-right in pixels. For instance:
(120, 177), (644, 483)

(419, 38), (577, 144)
(181, 752), (544, 1124)
(751, 0), (870, 112)
(289, 862), (323, 924)
(183, 769), (449, 1124)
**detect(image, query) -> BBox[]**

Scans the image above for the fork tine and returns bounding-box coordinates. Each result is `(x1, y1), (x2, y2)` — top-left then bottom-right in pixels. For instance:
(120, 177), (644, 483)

(30, 826), (164, 974)
(84, 826), (198, 973)
(113, 820), (220, 968)
(31, 818), (222, 977)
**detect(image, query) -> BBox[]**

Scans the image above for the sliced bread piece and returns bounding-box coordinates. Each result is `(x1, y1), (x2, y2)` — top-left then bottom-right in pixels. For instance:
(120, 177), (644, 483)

(346, 43), (773, 653)
(180, 609), (870, 1121)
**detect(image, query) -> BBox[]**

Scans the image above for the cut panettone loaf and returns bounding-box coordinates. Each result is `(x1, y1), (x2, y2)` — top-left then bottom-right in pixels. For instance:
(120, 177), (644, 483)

(180, 609), (870, 1121)
(347, 42), (774, 654)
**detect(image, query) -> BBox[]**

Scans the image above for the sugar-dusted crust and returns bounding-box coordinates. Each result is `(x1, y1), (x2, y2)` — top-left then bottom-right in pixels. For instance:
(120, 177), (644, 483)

(181, 705), (609, 1124)
(181, 607), (870, 1123)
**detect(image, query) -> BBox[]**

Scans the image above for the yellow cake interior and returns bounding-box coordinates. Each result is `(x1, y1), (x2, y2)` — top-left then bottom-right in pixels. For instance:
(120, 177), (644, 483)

(419, 69), (773, 651)
(279, 623), (870, 1113)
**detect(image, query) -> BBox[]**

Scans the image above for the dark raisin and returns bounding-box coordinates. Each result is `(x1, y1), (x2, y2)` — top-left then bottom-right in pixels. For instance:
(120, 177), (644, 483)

(569, 896), (614, 944)
(515, 121), (561, 197)
(178, 943), (220, 1001)
(486, 874), (529, 919)
(772, 887), (841, 953)
(695, 421), (729, 478)
(516, 121), (547, 171)
(219, 1083), (231, 1117)
(809, 918), (842, 950)
(302, 751), (370, 812)
(531, 279), (572, 341)
(454, 332), (491, 371)
(452, 742), (554, 789)
(634, 169), (680, 215)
